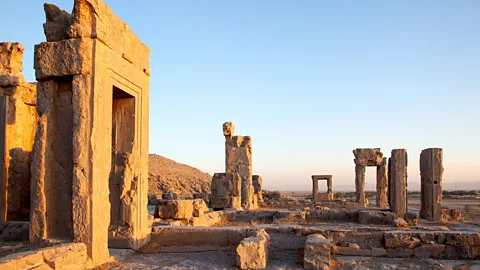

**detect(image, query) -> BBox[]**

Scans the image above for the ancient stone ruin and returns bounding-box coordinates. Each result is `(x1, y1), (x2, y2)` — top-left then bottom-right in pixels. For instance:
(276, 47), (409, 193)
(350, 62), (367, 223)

(0, 0), (150, 266)
(353, 148), (387, 208)
(388, 148), (408, 217)
(420, 148), (443, 222)
(0, 42), (37, 223)
(210, 122), (259, 210)
(311, 175), (333, 202)
(0, 0), (478, 269)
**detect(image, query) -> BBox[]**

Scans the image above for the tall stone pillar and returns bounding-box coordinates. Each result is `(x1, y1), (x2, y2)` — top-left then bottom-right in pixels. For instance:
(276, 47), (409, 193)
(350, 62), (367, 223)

(376, 158), (388, 208)
(312, 178), (318, 202)
(420, 148), (443, 222)
(389, 149), (408, 217)
(223, 122), (255, 210)
(355, 164), (366, 207)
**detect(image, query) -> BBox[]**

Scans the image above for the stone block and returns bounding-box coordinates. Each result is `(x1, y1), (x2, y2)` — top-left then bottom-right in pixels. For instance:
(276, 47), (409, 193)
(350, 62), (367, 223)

(273, 211), (307, 224)
(154, 199), (207, 219)
(43, 3), (72, 42)
(236, 236), (268, 269)
(353, 148), (384, 166)
(358, 211), (394, 225)
(34, 38), (93, 80)
(392, 217), (408, 227)
(386, 248), (414, 258)
(162, 193), (178, 200)
(211, 173), (240, 197)
(384, 233), (421, 249)
(0, 42), (24, 72)
(404, 212), (418, 226)
(414, 243), (445, 258)
(304, 234), (331, 270)
(210, 196), (241, 210)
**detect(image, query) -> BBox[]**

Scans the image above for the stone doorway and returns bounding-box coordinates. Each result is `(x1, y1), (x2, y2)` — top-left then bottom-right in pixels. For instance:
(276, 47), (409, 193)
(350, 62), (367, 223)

(109, 86), (136, 248)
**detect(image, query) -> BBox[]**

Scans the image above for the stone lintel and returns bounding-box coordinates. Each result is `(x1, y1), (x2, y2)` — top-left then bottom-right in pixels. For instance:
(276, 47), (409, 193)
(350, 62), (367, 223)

(34, 38), (93, 80)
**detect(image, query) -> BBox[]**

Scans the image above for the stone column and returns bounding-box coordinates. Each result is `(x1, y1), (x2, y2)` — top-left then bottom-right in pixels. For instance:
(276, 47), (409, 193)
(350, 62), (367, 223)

(420, 148), (443, 222)
(376, 158), (388, 208)
(224, 122), (255, 210)
(389, 149), (408, 217)
(327, 177), (333, 200)
(355, 163), (366, 207)
(312, 178), (318, 202)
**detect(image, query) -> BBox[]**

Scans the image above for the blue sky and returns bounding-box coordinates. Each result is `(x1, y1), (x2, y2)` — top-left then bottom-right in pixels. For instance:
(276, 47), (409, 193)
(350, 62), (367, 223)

(2, 1), (479, 191)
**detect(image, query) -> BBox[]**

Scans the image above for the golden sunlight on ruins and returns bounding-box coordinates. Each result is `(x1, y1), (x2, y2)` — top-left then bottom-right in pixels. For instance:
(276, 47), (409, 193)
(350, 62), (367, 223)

(0, 1), (479, 269)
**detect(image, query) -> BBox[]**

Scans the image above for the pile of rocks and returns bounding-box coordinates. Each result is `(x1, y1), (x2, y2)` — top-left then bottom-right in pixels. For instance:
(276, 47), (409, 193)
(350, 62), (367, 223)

(153, 199), (222, 226)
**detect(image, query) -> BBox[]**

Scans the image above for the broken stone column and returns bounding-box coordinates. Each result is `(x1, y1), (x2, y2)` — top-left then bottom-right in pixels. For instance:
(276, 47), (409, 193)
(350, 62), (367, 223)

(252, 175), (263, 203)
(389, 149), (408, 217)
(210, 172), (241, 210)
(376, 158), (388, 208)
(420, 148), (443, 222)
(31, 0), (151, 264)
(224, 122), (256, 210)
(0, 42), (37, 222)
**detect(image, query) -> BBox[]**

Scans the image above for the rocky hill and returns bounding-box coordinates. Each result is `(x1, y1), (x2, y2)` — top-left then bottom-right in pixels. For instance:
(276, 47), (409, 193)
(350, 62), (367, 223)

(148, 154), (212, 196)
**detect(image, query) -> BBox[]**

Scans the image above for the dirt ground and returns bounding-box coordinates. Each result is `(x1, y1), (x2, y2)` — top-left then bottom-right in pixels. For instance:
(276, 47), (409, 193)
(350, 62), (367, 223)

(111, 248), (480, 270)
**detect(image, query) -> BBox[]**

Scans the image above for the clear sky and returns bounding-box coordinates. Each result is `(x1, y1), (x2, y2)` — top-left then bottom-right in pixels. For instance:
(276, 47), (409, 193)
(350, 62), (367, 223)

(2, 1), (479, 191)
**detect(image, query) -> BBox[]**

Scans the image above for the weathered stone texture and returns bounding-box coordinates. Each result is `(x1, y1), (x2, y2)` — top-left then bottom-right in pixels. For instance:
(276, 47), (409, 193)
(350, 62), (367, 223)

(43, 4), (72, 42)
(236, 234), (268, 269)
(420, 148), (443, 222)
(376, 159), (387, 208)
(252, 175), (263, 203)
(210, 172), (241, 209)
(358, 210), (395, 225)
(304, 234), (331, 270)
(154, 199), (208, 219)
(389, 149), (408, 217)
(30, 0), (151, 263)
(354, 164), (366, 207)
(226, 134), (255, 210)
(353, 148), (384, 166)
(0, 243), (89, 270)
(404, 212), (419, 226)
(0, 42), (37, 222)
(353, 148), (386, 208)
(384, 231), (480, 259)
